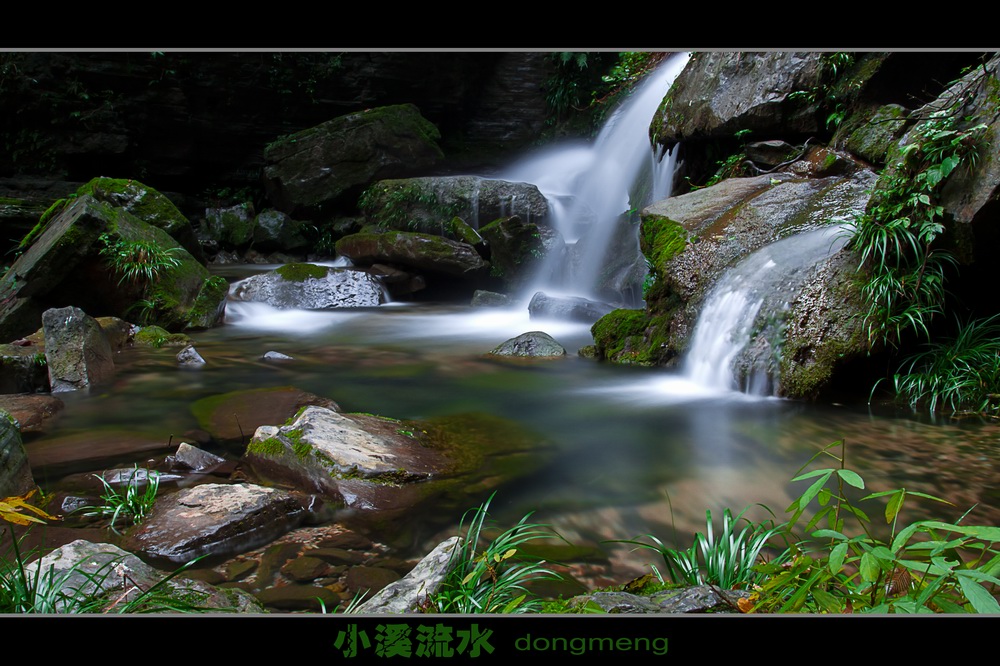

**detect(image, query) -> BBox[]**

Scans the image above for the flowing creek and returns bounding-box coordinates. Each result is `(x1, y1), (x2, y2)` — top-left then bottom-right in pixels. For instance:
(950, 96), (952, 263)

(27, 291), (1000, 594)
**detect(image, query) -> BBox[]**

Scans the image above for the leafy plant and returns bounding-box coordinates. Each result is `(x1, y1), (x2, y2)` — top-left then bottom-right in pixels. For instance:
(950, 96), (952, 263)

(79, 465), (160, 534)
(99, 233), (182, 290)
(430, 493), (563, 614)
(612, 504), (788, 589)
(747, 440), (1000, 614)
(892, 314), (1000, 416)
(848, 110), (987, 351)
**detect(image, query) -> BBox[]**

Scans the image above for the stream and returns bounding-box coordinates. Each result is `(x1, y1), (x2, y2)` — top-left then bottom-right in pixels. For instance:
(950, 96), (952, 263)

(28, 290), (1000, 586)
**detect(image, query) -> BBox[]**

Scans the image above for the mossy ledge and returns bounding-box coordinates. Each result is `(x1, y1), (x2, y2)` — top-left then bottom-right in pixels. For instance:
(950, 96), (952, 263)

(275, 262), (328, 282)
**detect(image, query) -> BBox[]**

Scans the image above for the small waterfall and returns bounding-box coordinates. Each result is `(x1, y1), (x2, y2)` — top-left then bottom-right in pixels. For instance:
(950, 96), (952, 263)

(501, 53), (690, 301)
(682, 225), (849, 394)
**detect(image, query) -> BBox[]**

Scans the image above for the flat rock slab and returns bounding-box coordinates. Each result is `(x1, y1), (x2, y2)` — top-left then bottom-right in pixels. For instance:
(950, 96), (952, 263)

(126, 482), (306, 564)
(24, 429), (177, 477)
(0, 393), (64, 434)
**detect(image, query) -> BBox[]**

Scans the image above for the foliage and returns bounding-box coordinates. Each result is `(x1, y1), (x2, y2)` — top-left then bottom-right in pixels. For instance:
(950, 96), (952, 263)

(0, 490), (56, 527)
(78, 465), (160, 535)
(848, 110), (987, 351)
(99, 233), (181, 290)
(430, 493), (563, 614)
(612, 504), (788, 589)
(892, 314), (1000, 416)
(787, 52), (857, 130)
(746, 440), (1000, 614)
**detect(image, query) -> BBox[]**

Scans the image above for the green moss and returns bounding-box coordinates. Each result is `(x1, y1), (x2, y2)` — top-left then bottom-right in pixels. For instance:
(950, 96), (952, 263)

(275, 263), (328, 282)
(76, 177), (190, 236)
(18, 198), (69, 251)
(246, 435), (286, 457)
(639, 215), (688, 273)
(187, 276), (228, 327)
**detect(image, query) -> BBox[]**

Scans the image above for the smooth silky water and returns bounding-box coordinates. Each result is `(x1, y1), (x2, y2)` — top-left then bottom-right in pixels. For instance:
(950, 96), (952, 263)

(31, 297), (1000, 583)
(26, 52), (1000, 586)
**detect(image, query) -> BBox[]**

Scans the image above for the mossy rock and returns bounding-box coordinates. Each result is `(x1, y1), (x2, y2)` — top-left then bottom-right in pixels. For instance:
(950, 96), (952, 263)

(274, 263), (328, 282)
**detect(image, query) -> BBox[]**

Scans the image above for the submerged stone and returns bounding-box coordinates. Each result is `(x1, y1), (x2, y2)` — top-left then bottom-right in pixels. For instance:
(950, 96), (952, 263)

(191, 386), (340, 445)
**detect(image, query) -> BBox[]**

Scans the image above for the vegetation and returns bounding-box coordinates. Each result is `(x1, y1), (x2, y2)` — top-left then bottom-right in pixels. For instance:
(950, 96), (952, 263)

(892, 314), (1000, 416)
(79, 465), (160, 535)
(99, 233), (182, 290)
(613, 504), (788, 589)
(746, 440), (1000, 613)
(429, 493), (563, 614)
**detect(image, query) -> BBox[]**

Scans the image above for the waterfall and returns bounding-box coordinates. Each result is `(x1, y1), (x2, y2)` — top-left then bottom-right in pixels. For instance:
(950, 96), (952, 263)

(501, 53), (690, 302)
(682, 225), (849, 394)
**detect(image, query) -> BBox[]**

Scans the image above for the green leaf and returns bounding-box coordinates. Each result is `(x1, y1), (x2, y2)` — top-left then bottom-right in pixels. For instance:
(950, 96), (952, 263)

(958, 576), (1000, 614)
(829, 542), (849, 576)
(859, 552), (880, 582)
(918, 522), (1000, 542)
(885, 490), (905, 524)
(835, 469), (865, 489)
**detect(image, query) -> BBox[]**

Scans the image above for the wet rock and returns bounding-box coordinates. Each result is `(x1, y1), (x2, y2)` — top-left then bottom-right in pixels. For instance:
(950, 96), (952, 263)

(650, 52), (826, 151)
(360, 176), (548, 235)
(25, 429), (177, 478)
(192, 386), (340, 446)
(254, 583), (338, 611)
(344, 565), (401, 597)
(479, 215), (564, 292)
(336, 230), (488, 278)
(309, 547), (367, 566)
(95, 316), (135, 351)
(488, 331), (566, 358)
(203, 204), (255, 248)
(318, 532), (374, 551)
(176, 345), (206, 366)
(568, 585), (748, 614)
(125, 483), (307, 564)
(23, 539), (263, 613)
(262, 351), (294, 361)
(0, 343), (49, 394)
(244, 405), (448, 504)
(229, 264), (385, 309)
(42, 306), (115, 393)
(170, 442), (226, 472)
(251, 209), (310, 253)
(282, 555), (336, 582)
(256, 541), (303, 587)
(356, 536), (459, 614)
(0, 191), (226, 340)
(264, 103), (444, 217)
(0, 407), (34, 497)
(528, 291), (615, 324)
(471, 290), (512, 307)
(0, 393), (63, 434)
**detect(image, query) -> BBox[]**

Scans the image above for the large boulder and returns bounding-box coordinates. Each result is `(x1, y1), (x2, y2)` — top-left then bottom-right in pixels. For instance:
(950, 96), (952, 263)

(592, 164), (876, 397)
(244, 406), (554, 517)
(229, 263), (385, 309)
(41, 306), (115, 393)
(528, 291), (615, 324)
(0, 408), (34, 498)
(263, 104), (444, 218)
(125, 483), (307, 564)
(360, 176), (549, 233)
(0, 194), (227, 341)
(650, 52), (826, 150)
(478, 215), (564, 292)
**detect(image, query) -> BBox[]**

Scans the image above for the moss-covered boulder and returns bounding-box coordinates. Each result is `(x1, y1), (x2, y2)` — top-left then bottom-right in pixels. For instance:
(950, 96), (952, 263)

(263, 104), (444, 218)
(359, 176), (548, 236)
(593, 166), (877, 399)
(72, 177), (205, 262)
(243, 406), (554, 519)
(0, 194), (227, 340)
(478, 215), (563, 292)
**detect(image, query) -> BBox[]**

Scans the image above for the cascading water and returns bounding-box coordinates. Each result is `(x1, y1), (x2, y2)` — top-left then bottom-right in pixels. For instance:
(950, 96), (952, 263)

(681, 224), (850, 395)
(501, 53), (690, 302)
